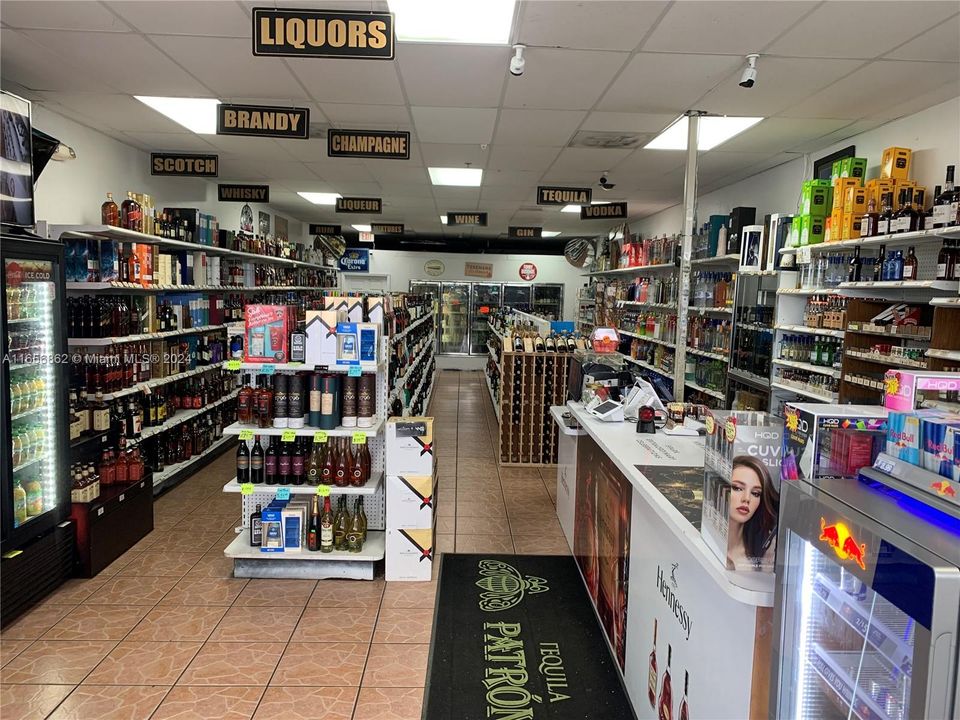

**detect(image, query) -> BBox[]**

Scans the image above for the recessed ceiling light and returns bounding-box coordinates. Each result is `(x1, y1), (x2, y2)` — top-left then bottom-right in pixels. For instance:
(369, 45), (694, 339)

(389, 0), (516, 44)
(134, 96), (220, 135)
(645, 115), (764, 151)
(542, 230), (561, 237)
(428, 167), (483, 187)
(561, 201), (611, 213)
(352, 224), (372, 232)
(297, 192), (342, 205)
(439, 215), (448, 224)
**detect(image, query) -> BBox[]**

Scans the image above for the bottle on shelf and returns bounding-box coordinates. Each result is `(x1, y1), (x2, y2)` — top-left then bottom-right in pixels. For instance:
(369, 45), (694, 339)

(319, 495), (334, 553)
(307, 495), (320, 552)
(250, 435), (264, 484)
(932, 165), (958, 228)
(334, 495), (349, 551)
(236, 437), (250, 483)
(101, 193), (119, 227)
(249, 503), (263, 546)
(902, 246), (918, 281)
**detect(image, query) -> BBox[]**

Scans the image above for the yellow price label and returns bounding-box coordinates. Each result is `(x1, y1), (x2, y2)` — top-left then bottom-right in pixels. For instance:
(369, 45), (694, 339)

(238, 429), (254, 441)
(316, 484), (331, 497)
(240, 483), (255, 495)
(313, 431), (329, 443)
(225, 360), (242, 371)
(281, 429), (297, 442)
(352, 432), (367, 445)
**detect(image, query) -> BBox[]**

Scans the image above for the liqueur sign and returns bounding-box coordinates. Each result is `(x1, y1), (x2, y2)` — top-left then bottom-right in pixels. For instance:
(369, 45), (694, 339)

(508, 225), (542, 238)
(252, 8), (395, 60)
(446, 212), (488, 226)
(580, 202), (627, 220)
(328, 129), (410, 159)
(218, 184), (270, 203)
(335, 197), (382, 214)
(217, 103), (309, 139)
(151, 153), (218, 177)
(537, 186), (592, 206)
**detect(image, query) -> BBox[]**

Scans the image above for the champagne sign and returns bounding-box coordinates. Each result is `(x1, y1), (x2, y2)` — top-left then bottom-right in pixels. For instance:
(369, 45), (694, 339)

(218, 184), (270, 203)
(581, 202), (628, 220)
(328, 129), (410, 159)
(538, 186), (592, 206)
(252, 8), (395, 60)
(335, 197), (382, 214)
(446, 212), (488, 226)
(151, 153), (218, 177)
(217, 103), (309, 139)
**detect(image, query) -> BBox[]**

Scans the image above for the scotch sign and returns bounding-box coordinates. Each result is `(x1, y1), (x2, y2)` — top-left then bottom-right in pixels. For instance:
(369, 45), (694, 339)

(508, 226), (542, 238)
(309, 224), (342, 235)
(218, 184), (270, 203)
(328, 129), (410, 160)
(252, 8), (395, 60)
(217, 103), (309, 139)
(538, 186), (592, 206)
(335, 197), (382, 214)
(581, 202), (628, 220)
(446, 212), (488, 226)
(151, 153), (218, 177)
(371, 223), (404, 234)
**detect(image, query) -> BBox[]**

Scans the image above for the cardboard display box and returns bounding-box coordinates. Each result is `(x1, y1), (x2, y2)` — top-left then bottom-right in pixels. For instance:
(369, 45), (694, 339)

(385, 526), (435, 582)
(386, 417), (434, 476)
(386, 472), (437, 529)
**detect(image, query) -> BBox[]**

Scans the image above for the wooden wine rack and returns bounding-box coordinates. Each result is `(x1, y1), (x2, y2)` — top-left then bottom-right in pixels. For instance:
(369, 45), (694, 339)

(497, 350), (572, 466)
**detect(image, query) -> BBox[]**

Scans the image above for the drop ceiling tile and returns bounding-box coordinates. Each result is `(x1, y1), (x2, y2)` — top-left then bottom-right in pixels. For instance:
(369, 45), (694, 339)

(766, 2), (960, 59)
(717, 118), (855, 153)
(123, 131), (218, 153)
(643, 1), (816, 54)
(411, 107), (498, 144)
(150, 37), (303, 99)
(20, 29), (212, 96)
(287, 57), (405, 105)
(397, 44), (507, 108)
(878, 81), (960, 123)
(276, 139), (329, 163)
(482, 199), (525, 212)
(611, 150), (687, 189)
(598, 52), (742, 113)
(321, 104), (412, 127)
(432, 187), (481, 203)
(216, 158), (269, 180)
(2, 1), (131, 31)
(109, 0), (252, 37)
(696, 57), (865, 116)
(580, 112), (677, 134)
(786, 119), (888, 153)
(305, 162), (377, 184)
(885, 15), (960, 63)
(247, 160), (318, 182)
(363, 163), (428, 185)
(204, 135), (287, 157)
(548, 147), (633, 175)
(418, 143), (490, 168)
(517, 1), (669, 51)
(487, 145), (562, 171)
(481, 185), (537, 202)
(482, 170), (542, 187)
(696, 151), (783, 181)
(327, 182), (383, 196)
(493, 109), (586, 147)
(0, 29), (117, 93)
(32, 93), (190, 133)
(503, 48), (629, 110)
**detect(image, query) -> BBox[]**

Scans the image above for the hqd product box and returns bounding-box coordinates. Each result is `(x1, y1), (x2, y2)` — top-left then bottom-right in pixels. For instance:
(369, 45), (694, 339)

(387, 473), (437, 529)
(386, 417), (434, 476)
(884, 370), (960, 412)
(244, 305), (290, 363)
(881, 146), (912, 180)
(385, 526), (435, 581)
(305, 309), (339, 368)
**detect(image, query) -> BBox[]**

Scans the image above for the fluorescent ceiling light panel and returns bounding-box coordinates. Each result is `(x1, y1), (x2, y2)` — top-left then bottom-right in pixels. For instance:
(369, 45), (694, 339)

(644, 115), (764, 151)
(390, 0), (516, 44)
(542, 231), (561, 237)
(561, 201), (611, 213)
(428, 167), (483, 187)
(134, 96), (219, 135)
(297, 192), (342, 205)
(439, 215), (448, 224)
(352, 224), (372, 232)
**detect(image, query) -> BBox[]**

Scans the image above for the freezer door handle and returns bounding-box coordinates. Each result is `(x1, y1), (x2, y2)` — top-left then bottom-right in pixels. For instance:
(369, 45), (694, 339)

(928, 632), (954, 720)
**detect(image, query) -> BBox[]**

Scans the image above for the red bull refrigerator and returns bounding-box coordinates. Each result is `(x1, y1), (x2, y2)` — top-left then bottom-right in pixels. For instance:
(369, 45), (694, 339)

(770, 471), (960, 720)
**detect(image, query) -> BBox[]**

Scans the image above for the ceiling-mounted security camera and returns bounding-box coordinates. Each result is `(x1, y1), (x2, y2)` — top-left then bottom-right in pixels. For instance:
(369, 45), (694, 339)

(739, 54), (759, 89)
(509, 45), (526, 77)
(598, 172), (616, 191)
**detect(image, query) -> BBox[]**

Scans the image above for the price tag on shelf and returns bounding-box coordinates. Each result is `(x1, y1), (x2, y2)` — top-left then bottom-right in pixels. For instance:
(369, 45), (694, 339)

(348, 366), (362, 377)
(281, 429), (297, 442)
(240, 483), (255, 496)
(874, 457), (896, 474)
(238, 429), (254, 441)
(352, 432), (367, 445)
(261, 364), (276, 375)
(225, 360), (242, 371)
(316, 484), (331, 497)
(276, 487), (291, 501)
(313, 431), (328, 443)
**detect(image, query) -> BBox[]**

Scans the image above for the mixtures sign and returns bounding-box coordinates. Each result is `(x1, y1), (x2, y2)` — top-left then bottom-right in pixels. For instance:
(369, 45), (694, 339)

(371, 223), (404, 234)
(252, 8), (395, 60)
(217, 103), (309, 139)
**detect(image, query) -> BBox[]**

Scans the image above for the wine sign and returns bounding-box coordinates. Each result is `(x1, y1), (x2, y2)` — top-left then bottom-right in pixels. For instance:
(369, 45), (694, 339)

(446, 212), (488, 226)
(252, 8), (395, 60)
(217, 103), (309, 139)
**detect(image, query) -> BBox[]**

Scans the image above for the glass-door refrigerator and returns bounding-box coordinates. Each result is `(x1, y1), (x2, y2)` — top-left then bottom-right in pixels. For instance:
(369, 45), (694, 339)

(532, 283), (564, 320)
(1, 234), (73, 624)
(502, 283), (531, 313)
(771, 474), (960, 720)
(439, 282), (470, 355)
(469, 282), (501, 355)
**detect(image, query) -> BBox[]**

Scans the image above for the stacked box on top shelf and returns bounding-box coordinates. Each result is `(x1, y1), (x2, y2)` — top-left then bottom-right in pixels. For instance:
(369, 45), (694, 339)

(385, 416), (435, 581)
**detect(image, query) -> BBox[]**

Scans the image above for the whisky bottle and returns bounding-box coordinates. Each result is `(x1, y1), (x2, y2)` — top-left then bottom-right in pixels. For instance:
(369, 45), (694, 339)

(101, 193), (120, 227)
(902, 246), (919, 281)
(657, 644), (673, 720)
(847, 246), (862, 282)
(249, 503), (263, 547)
(319, 496), (334, 553)
(307, 495), (320, 552)
(937, 239), (955, 280)
(873, 245), (886, 282)
(647, 619), (658, 709)
(877, 193), (894, 235)
(678, 672), (690, 720)
(932, 165), (958, 228)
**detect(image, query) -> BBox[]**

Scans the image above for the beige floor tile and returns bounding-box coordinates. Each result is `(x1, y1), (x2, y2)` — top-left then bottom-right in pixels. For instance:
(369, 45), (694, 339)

(455, 501), (505, 518)
(150, 686), (264, 720)
(178, 642), (285, 686)
(372, 608), (434, 644)
(0, 683), (74, 720)
(84, 576), (179, 606)
(126, 606), (229, 643)
(270, 643), (366, 686)
(499, 467), (543, 480)
(513, 534), (572, 555)
(435, 534), (455, 556)
(380, 581), (438, 609)
(308, 579), (384, 608)
(455, 534), (515, 554)
(234, 579), (317, 608)
(155, 531), (225, 554)
(127, 531), (163, 554)
(1, 604), (74, 641)
(42, 606), (151, 642)
(291, 606), (378, 643)
(435, 516), (456, 534)
(84, 641), (201, 685)
(508, 514), (564, 536)
(48, 684), (168, 720)
(455, 515), (510, 535)
(41, 578), (107, 606)
(184, 551), (236, 579)
(1, 640), (117, 685)
(116, 552), (204, 578)
(159, 578), (249, 606)
(252, 686), (357, 720)
(362, 643), (428, 687)
(95, 551), (145, 578)
(0, 640), (33, 670)
(352, 686), (424, 720)
(208, 607), (300, 643)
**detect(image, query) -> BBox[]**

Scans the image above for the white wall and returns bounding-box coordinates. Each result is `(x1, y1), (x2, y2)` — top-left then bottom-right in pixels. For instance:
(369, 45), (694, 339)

(30, 106), (308, 242)
(635, 96), (960, 235)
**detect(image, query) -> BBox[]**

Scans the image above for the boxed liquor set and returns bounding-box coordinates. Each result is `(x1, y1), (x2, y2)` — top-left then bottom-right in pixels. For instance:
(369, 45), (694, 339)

(385, 416), (436, 581)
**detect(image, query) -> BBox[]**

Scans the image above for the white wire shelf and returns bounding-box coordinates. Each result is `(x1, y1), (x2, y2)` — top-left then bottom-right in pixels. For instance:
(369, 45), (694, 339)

(685, 346), (729, 361)
(222, 472), (383, 495)
(926, 347), (960, 362)
(690, 254), (740, 266)
(224, 529), (385, 561)
(617, 352), (674, 379)
(67, 324), (226, 346)
(771, 380), (838, 403)
(94, 362), (226, 401)
(688, 306), (733, 314)
(774, 324), (846, 338)
(138, 391), (239, 441)
(390, 313), (434, 344)
(584, 262), (677, 277)
(846, 349), (927, 369)
(683, 380), (724, 400)
(152, 435), (234, 488)
(618, 329), (676, 349)
(65, 282), (320, 294)
(222, 417), (384, 438)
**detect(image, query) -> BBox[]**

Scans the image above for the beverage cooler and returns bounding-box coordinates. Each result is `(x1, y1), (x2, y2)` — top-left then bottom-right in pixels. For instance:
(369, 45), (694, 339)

(532, 283), (564, 320)
(1, 234), (74, 625)
(502, 283), (532, 313)
(469, 282), (501, 354)
(438, 282), (470, 355)
(771, 474), (960, 720)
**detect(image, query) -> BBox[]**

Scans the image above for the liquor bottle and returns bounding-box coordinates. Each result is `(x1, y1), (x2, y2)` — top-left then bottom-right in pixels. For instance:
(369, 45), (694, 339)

(250, 503), (263, 546)
(335, 438), (349, 487)
(647, 619), (659, 708)
(873, 245), (886, 282)
(847, 246), (862, 282)
(937, 239), (955, 280)
(513, 333), (524, 352)
(306, 440), (323, 485)
(902, 246), (919, 281)
(932, 165), (957, 228)
(250, 435), (264, 484)
(238, 376), (254, 424)
(678, 672), (690, 720)
(308, 373), (323, 427)
(101, 193), (120, 227)
(319, 496), (334, 553)
(278, 438), (292, 485)
(859, 197), (879, 238)
(291, 437), (306, 485)
(307, 495), (320, 551)
(348, 499), (364, 552)
(896, 189), (920, 233)
(877, 193), (894, 235)
(334, 496), (349, 550)
(288, 374), (305, 429)
(257, 377), (273, 429)
(892, 250), (904, 281)
(322, 437), (336, 484)
(236, 441), (251, 483)
(264, 435), (278, 485)
(350, 441), (365, 486)
(657, 645), (672, 720)
(341, 375), (358, 428)
(272, 374), (288, 429)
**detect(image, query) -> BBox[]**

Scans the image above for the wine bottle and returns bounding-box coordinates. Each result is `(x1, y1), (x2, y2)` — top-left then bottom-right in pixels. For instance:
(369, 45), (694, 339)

(341, 375), (358, 428)
(250, 435), (264, 484)
(236, 439), (250, 483)
(347, 500), (364, 552)
(307, 440), (323, 485)
(335, 438), (349, 487)
(356, 496), (368, 542)
(272, 374), (288, 429)
(291, 437), (306, 485)
(278, 439), (291, 485)
(264, 436), (278, 485)
(322, 438), (336, 484)
(334, 496), (349, 551)
(319, 496), (334, 553)
(307, 495), (320, 551)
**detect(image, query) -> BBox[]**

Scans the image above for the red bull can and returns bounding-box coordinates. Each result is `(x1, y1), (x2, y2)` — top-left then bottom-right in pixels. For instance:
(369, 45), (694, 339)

(921, 417), (960, 478)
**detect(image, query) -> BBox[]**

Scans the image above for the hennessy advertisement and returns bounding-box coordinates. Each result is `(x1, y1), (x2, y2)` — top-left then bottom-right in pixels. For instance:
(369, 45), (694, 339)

(252, 8), (395, 60)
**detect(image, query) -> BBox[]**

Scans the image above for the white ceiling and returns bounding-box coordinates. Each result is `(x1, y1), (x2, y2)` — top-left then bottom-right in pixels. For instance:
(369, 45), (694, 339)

(2, 0), (959, 238)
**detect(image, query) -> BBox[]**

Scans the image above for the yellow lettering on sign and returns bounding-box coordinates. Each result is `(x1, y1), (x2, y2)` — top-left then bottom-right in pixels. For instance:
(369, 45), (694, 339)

(153, 157), (164, 172)
(223, 109), (237, 128)
(368, 20), (387, 48)
(259, 17), (275, 45)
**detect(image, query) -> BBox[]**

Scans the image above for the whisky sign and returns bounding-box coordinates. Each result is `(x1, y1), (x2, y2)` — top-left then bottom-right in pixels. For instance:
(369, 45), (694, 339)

(581, 202), (628, 220)
(310, 224), (341, 235)
(446, 212), (488, 226)
(328, 129), (410, 160)
(508, 226), (542, 239)
(537, 186), (592, 206)
(252, 8), (394, 60)
(371, 223), (404, 234)
(217, 103), (309, 139)
(335, 197), (382, 214)
(218, 184), (270, 203)
(151, 153), (218, 177)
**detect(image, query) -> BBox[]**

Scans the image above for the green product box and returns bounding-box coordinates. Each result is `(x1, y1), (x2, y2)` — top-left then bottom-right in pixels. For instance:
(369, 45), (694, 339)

(831, 160), (842, 182)
(840, 157), (868, 179)
(800, 183), (832, 215)
(798, 215), (826, 246)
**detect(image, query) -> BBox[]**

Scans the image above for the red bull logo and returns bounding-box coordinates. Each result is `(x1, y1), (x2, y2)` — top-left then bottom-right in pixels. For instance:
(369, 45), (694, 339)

(930, 480), (957, 498)
(819, 518), (868, 571)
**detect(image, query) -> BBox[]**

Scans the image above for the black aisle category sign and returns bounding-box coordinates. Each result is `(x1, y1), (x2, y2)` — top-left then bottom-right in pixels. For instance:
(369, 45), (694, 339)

(446, 212), (488, 226)
(217, 103), (309, 139)
(218, 184), (270, 203)
(509, 226), (542, 238)
(328, 129), (410, 160)
(581, 202), (628, 220)
(309, 223), (342, 235)
(335, 197), (382, 214)
(252, 8), (395, 60)
(151, 153), (218, 177)
(538, 186), (592, 206)
(371, 223), (404, 234)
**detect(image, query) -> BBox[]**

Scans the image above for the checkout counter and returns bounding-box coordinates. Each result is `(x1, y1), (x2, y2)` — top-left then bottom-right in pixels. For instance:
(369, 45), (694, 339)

(551, 399), (775, 720)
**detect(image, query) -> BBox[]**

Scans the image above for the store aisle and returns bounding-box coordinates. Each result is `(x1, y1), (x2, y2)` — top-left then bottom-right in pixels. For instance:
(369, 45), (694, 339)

(0, 370), (567, 720)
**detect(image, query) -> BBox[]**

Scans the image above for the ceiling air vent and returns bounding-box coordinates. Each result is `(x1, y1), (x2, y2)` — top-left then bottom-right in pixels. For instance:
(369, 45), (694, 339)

(569, 131), (646, 149)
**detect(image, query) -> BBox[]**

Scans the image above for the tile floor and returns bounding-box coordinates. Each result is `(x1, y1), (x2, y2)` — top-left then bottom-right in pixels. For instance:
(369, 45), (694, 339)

(0, 370), (568, 719)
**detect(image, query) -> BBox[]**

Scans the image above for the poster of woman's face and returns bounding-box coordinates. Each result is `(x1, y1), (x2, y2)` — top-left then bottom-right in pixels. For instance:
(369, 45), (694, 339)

(725, 455), (779, 572)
